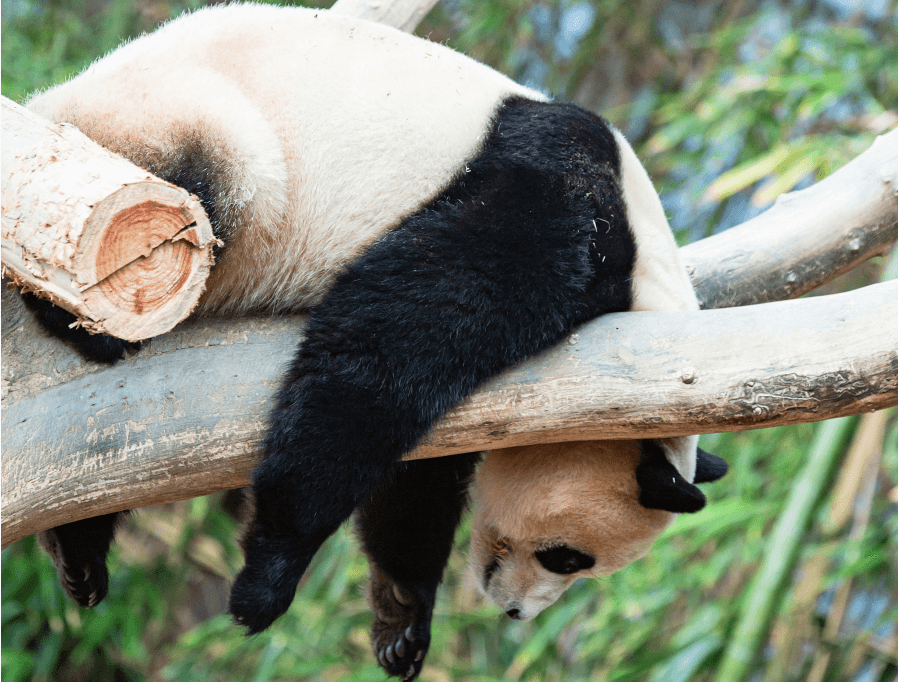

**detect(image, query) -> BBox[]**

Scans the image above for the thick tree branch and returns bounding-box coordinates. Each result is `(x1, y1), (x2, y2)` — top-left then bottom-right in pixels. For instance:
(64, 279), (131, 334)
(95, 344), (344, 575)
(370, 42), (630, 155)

(3, 279), (896, 546)
(682, 128), (898, 309)
(329, 0), (438, 32)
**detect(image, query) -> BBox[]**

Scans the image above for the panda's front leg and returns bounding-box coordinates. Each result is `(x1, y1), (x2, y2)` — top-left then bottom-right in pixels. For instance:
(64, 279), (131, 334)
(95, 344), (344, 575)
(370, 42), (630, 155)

(228, 272), (455, 635)
(229, 368), (420, 634)
(358, 453), (480, 680)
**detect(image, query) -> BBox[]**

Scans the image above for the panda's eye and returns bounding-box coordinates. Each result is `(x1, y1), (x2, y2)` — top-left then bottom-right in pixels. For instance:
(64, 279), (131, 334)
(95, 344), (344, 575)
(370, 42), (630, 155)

(535, 545), (595, 575)
(491, 536), (511, 555)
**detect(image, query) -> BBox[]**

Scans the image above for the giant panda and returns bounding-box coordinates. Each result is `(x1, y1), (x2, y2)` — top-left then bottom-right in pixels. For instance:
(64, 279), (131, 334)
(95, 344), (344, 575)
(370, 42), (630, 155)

(22, 3), (726, 680)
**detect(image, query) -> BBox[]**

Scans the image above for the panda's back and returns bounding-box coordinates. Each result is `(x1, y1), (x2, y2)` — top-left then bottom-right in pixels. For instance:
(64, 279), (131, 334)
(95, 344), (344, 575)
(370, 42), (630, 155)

(27, 3), (547, 315)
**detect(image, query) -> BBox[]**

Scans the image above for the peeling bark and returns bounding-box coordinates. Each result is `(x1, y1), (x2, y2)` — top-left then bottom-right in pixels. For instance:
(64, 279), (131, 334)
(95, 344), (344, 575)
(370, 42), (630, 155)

(1, 97), (217, 341)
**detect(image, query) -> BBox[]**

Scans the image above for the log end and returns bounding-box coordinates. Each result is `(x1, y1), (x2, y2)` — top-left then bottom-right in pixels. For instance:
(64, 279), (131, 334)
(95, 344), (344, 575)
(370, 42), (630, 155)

(3, 182), (219, 342)
(76, 183), (219, 340)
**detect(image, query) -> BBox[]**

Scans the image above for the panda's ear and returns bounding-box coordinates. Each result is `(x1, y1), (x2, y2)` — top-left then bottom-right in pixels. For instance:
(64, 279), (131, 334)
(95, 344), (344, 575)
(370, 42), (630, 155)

(635, 440), (706, 514)
(694, 448), (728, 484)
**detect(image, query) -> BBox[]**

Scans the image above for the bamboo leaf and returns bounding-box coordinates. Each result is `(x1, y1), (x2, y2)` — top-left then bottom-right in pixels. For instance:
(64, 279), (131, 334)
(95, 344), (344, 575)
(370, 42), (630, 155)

(750, 147), (825, 206)
(701, 142), (811, 203)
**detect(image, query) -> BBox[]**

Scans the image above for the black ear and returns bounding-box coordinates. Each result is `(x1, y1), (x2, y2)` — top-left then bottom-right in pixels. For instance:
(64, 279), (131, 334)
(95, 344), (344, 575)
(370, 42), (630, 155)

(636, 440), (706, 513)
(535, 545), (595, 574)
(694, 448), (728, 484)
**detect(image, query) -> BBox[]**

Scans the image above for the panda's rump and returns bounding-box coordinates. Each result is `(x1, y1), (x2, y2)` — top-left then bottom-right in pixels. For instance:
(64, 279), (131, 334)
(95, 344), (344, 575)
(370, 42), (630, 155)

(27, 4), (547, 316)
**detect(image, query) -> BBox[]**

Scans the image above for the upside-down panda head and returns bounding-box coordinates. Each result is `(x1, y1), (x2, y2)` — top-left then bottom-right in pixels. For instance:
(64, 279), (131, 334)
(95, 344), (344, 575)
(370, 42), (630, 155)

(469, 438), (727, 621)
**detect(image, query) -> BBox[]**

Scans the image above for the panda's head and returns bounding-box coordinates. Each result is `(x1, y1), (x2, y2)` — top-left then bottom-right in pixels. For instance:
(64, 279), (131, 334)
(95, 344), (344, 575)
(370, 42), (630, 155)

(469, 438), (726, 621)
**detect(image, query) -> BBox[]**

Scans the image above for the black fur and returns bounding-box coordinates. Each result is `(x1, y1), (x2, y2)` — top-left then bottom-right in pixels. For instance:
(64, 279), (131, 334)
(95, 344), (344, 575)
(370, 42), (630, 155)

(21, 292), (138, 363)
(145, 136), (237, 255)
(38, 511), (127, 607)
(357, 453), (479, 680)
(635, 440), (726, 513)
(229, 98), (636, 634)
(535, 545), (596, 575)
(32, 96), (639, 679)
(694, 448), (729, 483)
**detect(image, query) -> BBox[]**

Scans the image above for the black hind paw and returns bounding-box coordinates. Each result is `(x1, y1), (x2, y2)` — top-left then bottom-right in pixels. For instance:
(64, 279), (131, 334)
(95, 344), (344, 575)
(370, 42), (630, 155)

(374, 623), (430, 681)
(21, 292), (139, 364)
(368, 566), (433, 680)
(38, 529), (110, 607)
(229, 534), (311, 634)
(73, 334), (140, 364)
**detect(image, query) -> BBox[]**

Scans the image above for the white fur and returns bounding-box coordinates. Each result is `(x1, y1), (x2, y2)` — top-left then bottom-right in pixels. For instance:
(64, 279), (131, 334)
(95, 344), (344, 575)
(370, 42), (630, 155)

(613, 126), (699, 481)
(26, 4), (702, 622)
(27, 3), (547, 315)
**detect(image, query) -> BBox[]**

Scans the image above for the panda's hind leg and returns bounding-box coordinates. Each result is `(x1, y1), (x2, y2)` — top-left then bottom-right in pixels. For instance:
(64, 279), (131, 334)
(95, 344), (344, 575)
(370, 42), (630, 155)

(357, 453), (480, 680)
(21, 292), (138, 364)
(38, 512), (126, 607)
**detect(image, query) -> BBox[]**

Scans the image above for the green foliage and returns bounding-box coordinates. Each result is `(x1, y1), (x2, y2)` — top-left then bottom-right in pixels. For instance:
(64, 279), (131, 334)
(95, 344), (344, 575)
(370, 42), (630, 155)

(12, 421), (894, 682)
(1, 0), (323, 102)
(645, 18), (897, 232)
(3, 1), (896, 681)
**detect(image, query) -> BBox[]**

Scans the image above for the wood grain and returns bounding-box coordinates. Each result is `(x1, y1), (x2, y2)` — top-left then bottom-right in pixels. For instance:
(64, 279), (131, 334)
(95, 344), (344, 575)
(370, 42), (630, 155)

(2, 0), (896, 547)
(682, 127), (898, 309)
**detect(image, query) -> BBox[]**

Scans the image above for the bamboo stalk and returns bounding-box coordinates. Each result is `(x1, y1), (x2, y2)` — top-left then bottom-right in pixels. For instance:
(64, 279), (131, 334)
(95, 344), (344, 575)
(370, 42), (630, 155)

(764, 409), (892, 682)
(804, 409), (890, 682)
(713, 416), (857, 682)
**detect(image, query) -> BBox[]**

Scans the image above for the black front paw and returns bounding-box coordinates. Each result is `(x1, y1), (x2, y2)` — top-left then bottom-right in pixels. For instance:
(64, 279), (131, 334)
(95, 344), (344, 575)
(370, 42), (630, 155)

(368, 566), (434, 680)
(229, 534), (312, 635)
(38, 528), (111, 607)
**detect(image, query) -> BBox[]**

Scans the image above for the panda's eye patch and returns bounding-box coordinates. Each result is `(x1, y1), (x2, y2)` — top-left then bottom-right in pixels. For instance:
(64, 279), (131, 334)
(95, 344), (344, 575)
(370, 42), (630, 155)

(535, 545), (595, 575)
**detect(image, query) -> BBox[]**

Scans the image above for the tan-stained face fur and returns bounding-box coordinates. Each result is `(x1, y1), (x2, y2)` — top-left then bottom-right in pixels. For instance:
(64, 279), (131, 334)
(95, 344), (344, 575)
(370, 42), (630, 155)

(470, 440), (686, 621)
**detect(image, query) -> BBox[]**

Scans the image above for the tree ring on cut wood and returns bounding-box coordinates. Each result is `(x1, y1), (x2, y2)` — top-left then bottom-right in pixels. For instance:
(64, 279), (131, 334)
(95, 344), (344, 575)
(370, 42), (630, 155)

(2, 95), (219, 343)
(72, 183), (214, 341)
(90, 239), (195, 314)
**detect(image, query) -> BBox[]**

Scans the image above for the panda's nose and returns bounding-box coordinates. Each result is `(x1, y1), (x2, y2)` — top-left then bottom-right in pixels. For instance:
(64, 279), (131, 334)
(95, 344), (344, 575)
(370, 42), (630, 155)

(506, 607), (522, 620)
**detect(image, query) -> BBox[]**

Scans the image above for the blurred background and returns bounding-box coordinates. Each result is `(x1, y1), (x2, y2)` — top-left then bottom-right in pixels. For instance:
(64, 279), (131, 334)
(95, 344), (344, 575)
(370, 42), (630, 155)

(2, 1), (896, 680)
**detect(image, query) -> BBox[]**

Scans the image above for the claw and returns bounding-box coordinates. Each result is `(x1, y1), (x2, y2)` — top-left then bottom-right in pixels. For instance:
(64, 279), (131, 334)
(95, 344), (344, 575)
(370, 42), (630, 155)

(395, 637), (407, 658)
(385, 643), (396, 664)
(392, 584), (413, 606)
(415, 649), (424, 662)
(405, 625), (414, 640)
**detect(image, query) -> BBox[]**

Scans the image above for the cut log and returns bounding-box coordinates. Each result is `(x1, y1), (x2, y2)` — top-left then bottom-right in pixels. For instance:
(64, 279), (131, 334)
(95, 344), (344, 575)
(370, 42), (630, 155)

(2, 0), (897, 547)
(1, 96), (218, 341)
